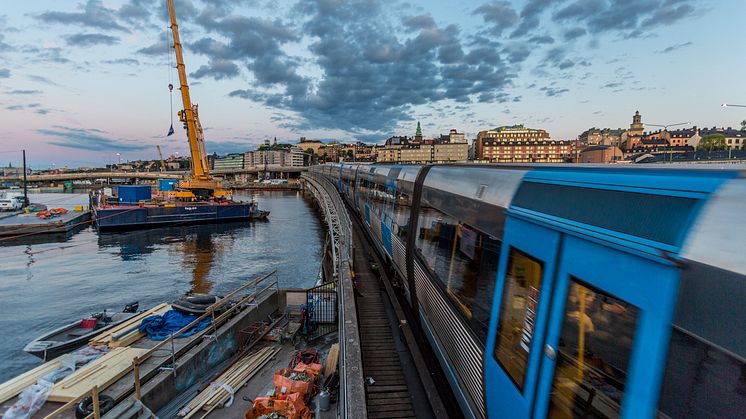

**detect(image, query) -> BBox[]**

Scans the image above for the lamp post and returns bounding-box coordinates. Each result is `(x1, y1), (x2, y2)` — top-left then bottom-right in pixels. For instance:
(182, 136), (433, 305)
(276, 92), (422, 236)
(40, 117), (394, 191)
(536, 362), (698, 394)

(647, 122), (690, 162)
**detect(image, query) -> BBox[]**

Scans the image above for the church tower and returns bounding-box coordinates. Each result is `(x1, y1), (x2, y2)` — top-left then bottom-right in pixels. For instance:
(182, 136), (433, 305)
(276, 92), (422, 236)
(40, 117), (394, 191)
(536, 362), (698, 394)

(629, 110), (644, 136)
(415, 121), (423, 143)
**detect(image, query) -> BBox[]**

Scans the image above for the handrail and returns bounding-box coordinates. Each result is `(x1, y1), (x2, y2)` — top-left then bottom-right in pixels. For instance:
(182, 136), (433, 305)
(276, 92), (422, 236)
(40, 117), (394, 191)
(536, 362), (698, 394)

(44, 272), (278, 419)
(301, 172), (366, 419)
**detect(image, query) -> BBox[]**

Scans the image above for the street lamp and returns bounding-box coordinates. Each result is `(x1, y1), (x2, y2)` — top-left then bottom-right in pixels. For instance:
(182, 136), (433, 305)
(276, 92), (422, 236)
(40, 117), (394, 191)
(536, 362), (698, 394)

(648, 122), (690, 162)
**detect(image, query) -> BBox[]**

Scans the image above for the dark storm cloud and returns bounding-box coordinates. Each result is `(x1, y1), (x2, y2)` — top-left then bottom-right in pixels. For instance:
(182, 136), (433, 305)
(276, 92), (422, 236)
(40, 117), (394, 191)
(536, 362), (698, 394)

(0, 68), (9, 78)
(223, 0), (515, 134)
(472, 1), (519, 36)
(190, 59), (240, 80)
(563, 27), (586, 40)
(511, 0), (566, 38)
(37, 0), (129, 32)
(65, 33), (120, 47)
(657, 41), (693, 54)
(403, 14), (437, 31)
(39, 126), (150, 151)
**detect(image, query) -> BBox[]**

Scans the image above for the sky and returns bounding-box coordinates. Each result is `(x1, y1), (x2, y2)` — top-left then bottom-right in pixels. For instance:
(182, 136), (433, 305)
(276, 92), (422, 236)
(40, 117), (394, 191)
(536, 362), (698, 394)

(0, 0), (744, 168)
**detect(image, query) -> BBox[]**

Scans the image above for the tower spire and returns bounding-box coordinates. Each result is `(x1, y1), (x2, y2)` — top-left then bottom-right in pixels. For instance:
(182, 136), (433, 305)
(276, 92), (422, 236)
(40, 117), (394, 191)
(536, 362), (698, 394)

(416, 121), (422, 136)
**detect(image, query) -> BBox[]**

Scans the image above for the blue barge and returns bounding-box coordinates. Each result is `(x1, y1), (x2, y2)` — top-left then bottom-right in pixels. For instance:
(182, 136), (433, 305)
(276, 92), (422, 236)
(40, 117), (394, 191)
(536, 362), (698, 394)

(93, 202), (268, 231)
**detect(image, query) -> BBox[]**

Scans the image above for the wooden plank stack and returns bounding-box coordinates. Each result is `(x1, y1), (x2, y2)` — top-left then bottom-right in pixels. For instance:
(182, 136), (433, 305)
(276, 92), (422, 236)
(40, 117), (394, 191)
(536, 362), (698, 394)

(178, 346), (280, 419)
(47, 347), (149, 402)
(0, 356), (70, 404)
(89, 303), (171, 348)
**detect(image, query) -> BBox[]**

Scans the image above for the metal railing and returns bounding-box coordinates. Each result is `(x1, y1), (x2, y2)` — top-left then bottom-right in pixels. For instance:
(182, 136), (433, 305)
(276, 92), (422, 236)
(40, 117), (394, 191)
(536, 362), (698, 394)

(43, 271), (279, 419)
(302, 172), (366, 419)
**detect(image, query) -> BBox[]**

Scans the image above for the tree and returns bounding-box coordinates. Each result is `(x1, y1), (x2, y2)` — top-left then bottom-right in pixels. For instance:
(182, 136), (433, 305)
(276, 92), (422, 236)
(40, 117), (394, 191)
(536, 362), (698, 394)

(741, 119), (746, 131)
(697, 133), (727, 151)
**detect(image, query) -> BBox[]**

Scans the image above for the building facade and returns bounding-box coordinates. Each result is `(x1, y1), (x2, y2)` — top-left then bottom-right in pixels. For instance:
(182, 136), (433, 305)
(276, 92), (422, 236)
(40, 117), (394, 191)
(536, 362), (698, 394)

(579, 145), (624, 163)
(213, 153), (245, 171)
(475, 125), (573, 162)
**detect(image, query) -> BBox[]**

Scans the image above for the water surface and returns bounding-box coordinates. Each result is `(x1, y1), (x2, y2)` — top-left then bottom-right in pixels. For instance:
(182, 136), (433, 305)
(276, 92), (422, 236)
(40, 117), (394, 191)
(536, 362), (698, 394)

(0, 191), (323, 381)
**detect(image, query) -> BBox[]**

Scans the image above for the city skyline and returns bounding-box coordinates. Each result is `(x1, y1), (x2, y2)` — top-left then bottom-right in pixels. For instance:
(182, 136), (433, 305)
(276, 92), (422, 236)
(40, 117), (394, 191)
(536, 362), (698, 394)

(0, 0), (745, 167)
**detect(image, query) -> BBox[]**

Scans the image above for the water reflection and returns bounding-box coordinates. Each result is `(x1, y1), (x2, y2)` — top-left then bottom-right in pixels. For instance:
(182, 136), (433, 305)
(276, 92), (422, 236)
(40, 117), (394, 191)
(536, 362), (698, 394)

(98, 222), (247, 293)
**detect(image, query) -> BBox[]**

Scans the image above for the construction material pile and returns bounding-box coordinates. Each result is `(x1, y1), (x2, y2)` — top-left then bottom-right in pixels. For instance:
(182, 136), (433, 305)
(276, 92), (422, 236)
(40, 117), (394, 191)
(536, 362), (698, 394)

(245, 350), (323, 419)
(178, 346), (280, 419)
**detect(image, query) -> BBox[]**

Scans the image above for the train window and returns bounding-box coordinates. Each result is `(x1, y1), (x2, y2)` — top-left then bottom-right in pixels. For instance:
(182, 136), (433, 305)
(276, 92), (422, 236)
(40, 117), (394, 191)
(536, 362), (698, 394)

(493, 247), (544, 391)
(656, 328), (746, 418)
(415, 206), (501, 342)
(511, 182), (699, 247)
(548, 279), (639, 419)
(393, 189), (411, 238)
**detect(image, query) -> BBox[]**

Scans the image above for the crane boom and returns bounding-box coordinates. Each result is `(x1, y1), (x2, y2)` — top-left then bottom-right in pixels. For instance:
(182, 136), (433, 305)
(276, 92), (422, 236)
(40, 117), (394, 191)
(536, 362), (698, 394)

(166, 0), (229, 200)
(156, 145), (166, 172)
(167, 0), (209, 181)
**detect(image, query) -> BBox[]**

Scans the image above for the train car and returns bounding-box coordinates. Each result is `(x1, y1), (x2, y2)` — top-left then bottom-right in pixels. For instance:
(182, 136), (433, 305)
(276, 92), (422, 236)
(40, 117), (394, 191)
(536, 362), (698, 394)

(310, 163), (746, 419)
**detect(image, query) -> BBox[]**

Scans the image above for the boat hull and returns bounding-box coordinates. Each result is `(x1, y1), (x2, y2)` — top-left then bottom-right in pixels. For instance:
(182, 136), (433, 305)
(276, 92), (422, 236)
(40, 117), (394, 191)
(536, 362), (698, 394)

(94, 203), (266, 231)
(24, 312), (138, 360)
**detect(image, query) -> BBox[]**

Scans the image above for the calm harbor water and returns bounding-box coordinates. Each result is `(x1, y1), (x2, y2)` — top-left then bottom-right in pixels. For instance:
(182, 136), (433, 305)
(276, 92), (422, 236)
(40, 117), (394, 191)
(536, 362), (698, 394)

(0, 190), (324, 381)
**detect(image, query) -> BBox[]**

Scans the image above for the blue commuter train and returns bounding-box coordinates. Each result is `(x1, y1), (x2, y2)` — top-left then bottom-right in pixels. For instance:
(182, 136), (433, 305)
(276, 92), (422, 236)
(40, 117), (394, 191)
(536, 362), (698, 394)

(311, 163), (746, 419)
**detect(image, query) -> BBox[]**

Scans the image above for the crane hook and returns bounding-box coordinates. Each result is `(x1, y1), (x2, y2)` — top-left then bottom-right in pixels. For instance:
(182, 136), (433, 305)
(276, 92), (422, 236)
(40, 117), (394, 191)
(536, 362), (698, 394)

(168, 83), (174, 92)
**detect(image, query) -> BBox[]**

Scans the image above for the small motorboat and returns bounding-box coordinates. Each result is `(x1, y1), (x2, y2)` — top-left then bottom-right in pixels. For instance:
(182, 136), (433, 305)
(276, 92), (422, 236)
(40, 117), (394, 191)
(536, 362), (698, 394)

(250, 209), (270, 221)
(24, 302), (140, 361)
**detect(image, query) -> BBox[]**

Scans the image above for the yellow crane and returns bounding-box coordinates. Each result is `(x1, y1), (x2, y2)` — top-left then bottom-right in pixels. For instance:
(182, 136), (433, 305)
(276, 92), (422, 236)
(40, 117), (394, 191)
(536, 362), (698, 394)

(156, 145), (167, 172)
(167, 0), (230, 200)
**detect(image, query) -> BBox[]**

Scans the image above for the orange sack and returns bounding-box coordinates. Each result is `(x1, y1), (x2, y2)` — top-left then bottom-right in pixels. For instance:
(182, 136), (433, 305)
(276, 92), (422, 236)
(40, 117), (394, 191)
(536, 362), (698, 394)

(273, 368), (313, 397)
(246, 393), (311, 419)
(293, 362), (322, 378)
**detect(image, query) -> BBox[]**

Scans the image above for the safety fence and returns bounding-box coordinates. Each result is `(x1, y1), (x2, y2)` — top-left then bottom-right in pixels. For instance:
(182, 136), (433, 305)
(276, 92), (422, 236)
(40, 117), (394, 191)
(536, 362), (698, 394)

(302, 173), (366, 419)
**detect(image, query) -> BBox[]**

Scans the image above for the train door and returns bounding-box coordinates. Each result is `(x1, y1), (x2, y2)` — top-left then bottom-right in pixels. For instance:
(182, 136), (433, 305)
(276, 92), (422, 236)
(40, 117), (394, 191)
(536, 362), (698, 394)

(486, 220), (678, 419)
(485, 218), (562, 418)
(532, 235), (677, 419)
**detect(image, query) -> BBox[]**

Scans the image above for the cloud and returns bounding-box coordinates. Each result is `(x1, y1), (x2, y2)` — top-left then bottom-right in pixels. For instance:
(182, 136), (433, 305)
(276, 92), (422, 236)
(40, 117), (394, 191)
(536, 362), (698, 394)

(0, 68), (9, 78)
(0, 34), (12, 52)
(204, 140), (253, 155)
(36, 0), (129, 32)
(540, 86), (570, 97)
(5, 103), (52, 114)
(657, 41), (693, 54)
(563, 27), (586, 41)
(473, 2), (519, 36)
(65, 33), (120, 47)
(224, 0), (515, 134)
(27, 75), (58, 86)
(7, 89), (42, 95)
(102, 58), (141, 66)
(190, 59), (240, 80)
(38, 126), (150, 151)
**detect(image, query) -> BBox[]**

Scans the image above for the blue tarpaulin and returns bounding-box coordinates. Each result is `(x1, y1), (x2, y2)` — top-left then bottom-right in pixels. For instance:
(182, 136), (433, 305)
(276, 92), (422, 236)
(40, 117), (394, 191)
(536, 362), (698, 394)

(138, 310), (212, 341)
